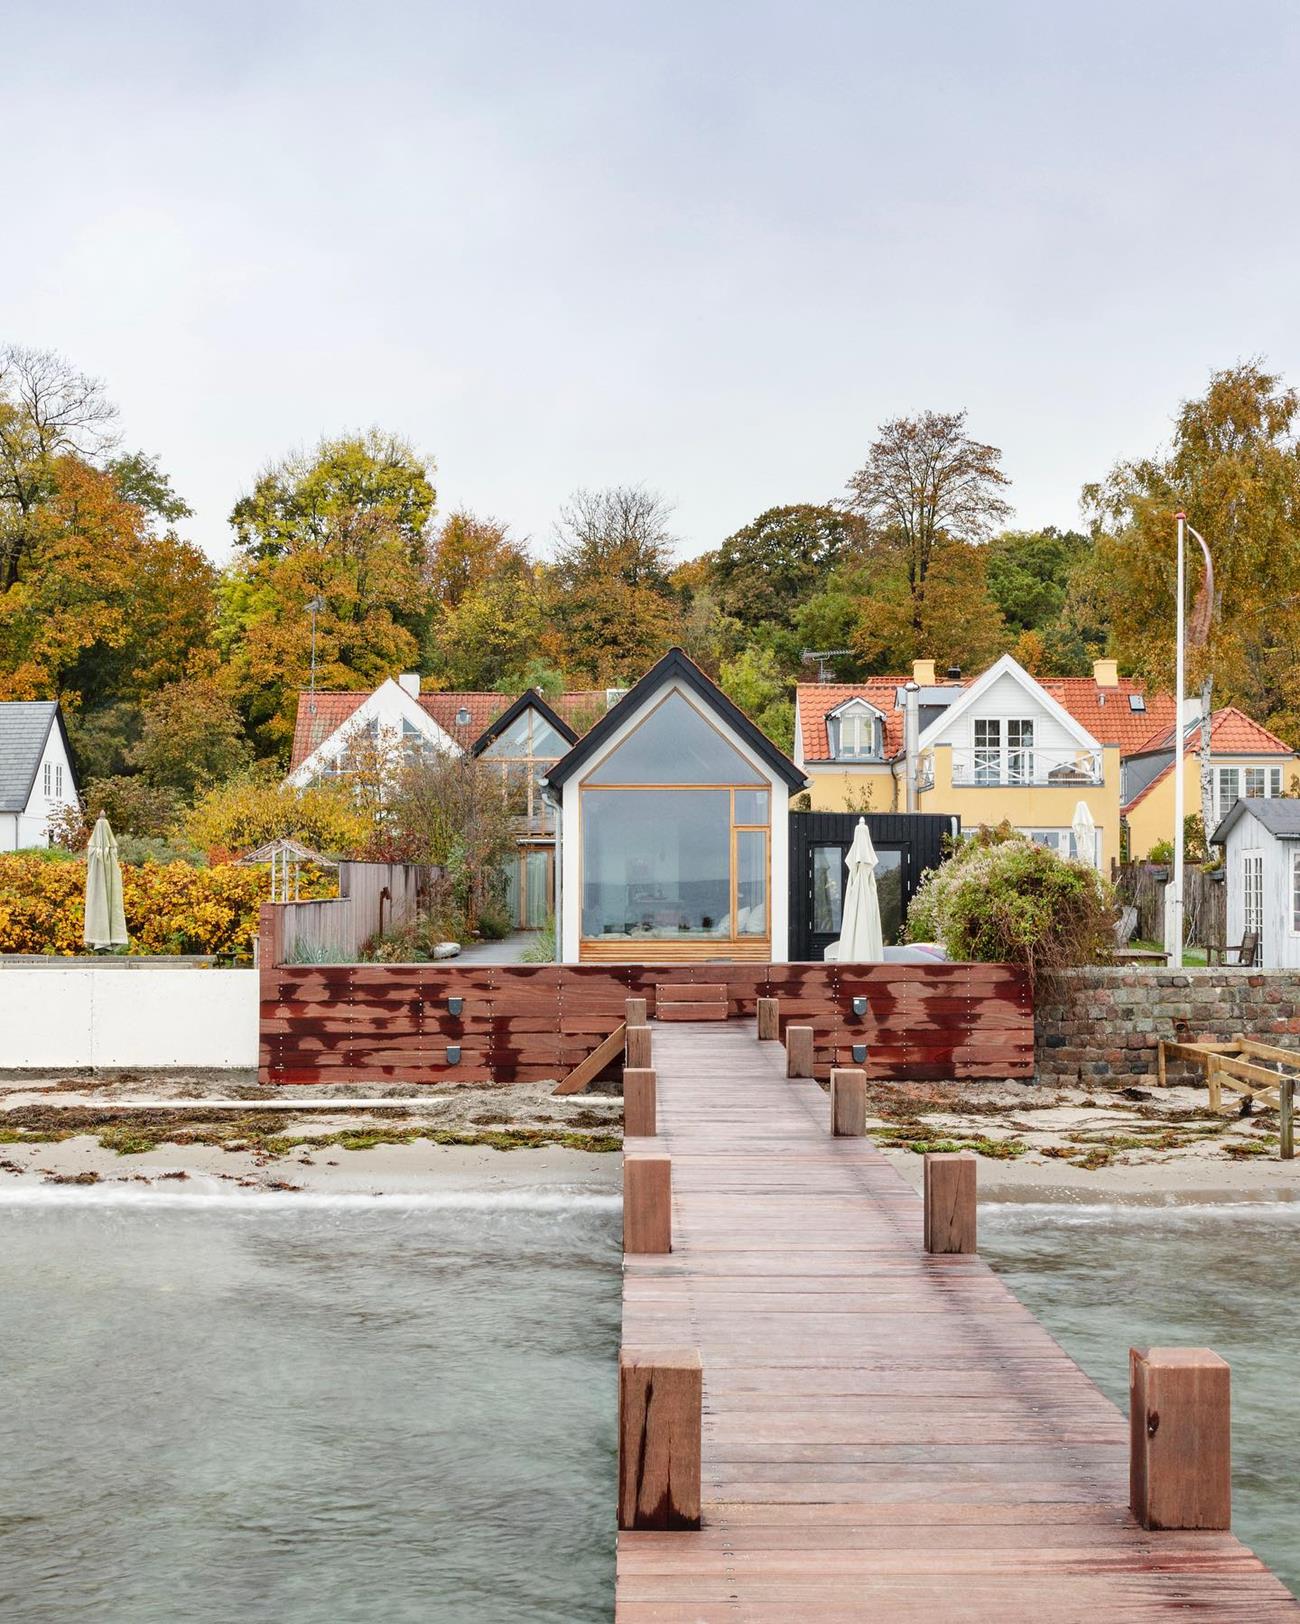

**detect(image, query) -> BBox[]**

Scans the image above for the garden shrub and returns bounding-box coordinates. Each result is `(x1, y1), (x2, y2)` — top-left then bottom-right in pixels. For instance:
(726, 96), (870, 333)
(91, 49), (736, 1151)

(0, 855), (332, 961)
(181, 771), (371, 862)
(906, 824), (1116, 985)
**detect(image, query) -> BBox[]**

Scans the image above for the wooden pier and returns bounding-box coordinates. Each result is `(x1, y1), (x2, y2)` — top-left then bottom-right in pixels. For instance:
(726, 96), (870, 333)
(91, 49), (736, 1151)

(618, 1021), (1298, 1620)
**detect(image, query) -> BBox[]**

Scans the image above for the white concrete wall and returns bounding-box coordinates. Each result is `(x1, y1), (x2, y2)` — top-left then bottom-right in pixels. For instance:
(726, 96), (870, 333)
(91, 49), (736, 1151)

(0, 966), (258, 1069)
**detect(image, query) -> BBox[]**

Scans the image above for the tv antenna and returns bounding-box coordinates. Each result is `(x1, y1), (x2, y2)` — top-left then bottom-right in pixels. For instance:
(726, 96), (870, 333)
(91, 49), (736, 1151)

(801, 648), (852, 683)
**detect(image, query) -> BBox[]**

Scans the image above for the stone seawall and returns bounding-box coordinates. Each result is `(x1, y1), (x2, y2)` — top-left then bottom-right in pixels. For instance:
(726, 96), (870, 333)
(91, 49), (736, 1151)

(1035, 968), (1300, 1088)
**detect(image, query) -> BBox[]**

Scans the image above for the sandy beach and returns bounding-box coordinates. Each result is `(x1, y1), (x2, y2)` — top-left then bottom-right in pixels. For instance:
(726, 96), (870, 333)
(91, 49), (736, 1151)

(3, 1069), (1298, 1203)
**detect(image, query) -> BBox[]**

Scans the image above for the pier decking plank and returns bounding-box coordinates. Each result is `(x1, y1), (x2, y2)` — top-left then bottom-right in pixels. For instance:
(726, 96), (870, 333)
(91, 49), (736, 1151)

(617, 1021), (1298, 1620)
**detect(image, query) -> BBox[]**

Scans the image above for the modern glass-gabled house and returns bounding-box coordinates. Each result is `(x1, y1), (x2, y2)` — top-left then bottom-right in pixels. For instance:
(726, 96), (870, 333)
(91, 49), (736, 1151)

(542, 649), (808, 964)
(470, 689), (578, 929)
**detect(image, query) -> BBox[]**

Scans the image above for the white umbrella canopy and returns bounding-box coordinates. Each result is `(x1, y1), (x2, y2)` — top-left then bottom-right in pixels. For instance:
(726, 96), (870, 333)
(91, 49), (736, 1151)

(836, 817), (885, 963)
(84, 813), (128, 950)
(1071, 800), (1097, 869)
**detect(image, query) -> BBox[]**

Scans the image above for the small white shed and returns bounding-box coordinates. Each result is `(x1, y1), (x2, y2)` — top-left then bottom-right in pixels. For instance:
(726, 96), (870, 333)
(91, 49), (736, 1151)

(1210, 798), (1300, 968)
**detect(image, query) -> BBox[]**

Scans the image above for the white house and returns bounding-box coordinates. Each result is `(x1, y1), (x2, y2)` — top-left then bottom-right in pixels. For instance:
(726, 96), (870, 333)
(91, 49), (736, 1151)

(541, 648), (808, 965)
(0, 701), (79, 851)
(1211, 798), (1300, 967)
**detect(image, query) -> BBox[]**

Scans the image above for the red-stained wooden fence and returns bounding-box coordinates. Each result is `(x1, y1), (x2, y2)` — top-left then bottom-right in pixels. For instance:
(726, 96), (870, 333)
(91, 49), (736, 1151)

(258, 907), (1032, 1086)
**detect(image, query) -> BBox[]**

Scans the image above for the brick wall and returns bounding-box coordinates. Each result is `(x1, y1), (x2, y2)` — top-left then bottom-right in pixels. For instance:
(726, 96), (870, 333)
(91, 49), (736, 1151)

(1036, 968), (1300, 1088)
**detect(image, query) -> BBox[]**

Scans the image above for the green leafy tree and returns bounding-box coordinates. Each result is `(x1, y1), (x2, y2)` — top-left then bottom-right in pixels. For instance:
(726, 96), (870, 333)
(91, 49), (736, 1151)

(719, 646), (795, 754)
(710, 504), (865, 631)
(132, 667), (254, 798)
(426, 565), (547, 689)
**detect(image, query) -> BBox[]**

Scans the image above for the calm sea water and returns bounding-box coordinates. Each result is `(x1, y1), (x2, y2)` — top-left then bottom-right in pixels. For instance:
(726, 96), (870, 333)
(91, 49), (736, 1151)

(982, 1204), (1300, 1598)
(0, 1189), (621, 1624)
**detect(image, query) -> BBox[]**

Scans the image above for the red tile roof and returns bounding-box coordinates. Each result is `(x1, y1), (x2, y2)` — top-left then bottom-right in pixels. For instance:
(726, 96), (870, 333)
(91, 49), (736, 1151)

(1038, 678), (1176, 752)
(798, 670), (1179, 763)
(1123, 708), (1298, 812)
(796, 680), (915, 762)
(289, 686), (607, 771)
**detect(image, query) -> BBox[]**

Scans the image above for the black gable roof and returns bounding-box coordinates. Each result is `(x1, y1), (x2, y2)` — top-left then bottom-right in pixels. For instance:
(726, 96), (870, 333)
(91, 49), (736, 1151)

(541, 648), (807, 799)
(469, 688), (578, 757)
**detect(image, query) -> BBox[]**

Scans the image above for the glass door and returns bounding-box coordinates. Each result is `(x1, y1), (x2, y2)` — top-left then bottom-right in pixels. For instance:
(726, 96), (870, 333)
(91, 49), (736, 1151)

(524, 848), (551, 929)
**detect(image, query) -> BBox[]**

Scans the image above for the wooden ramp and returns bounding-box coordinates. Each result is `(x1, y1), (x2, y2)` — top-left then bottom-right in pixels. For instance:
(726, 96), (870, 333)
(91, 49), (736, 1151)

(618, 1021), (1297, 1620)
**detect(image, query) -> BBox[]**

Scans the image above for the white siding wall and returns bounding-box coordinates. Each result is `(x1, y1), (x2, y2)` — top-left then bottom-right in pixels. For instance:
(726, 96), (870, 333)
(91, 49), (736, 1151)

(943, 672), (1079, 755)
(12, 726), (77, 849)
(1223, 818), (1299, 968)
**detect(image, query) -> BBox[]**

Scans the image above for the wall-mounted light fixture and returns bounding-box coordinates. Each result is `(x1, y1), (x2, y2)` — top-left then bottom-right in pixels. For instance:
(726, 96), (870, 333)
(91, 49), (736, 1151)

(446, 1045), (462, 1066)
(852, 997), (868, 1018)
(447, 996), (464, 1017)
(851, 1044), (868, 1064)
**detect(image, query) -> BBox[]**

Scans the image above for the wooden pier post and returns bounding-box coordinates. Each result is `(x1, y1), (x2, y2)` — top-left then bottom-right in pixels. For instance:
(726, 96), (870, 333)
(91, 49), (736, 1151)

(757, 996), (779, 1041)
(626, 996), (648, 1028)
(618, 1347), (702, 1530)
(626, 1024), (652, 1070)
(786, 1025), (814, 1079)
(1129, 1347), (1231, 1530)
(624, 1067), (657, 1137)
(924, 1151), (977, 1254)
(830, 1068), (867, 1136)
(624, 1153), (671, 1253)
(1281, 1077), (1294, 1161)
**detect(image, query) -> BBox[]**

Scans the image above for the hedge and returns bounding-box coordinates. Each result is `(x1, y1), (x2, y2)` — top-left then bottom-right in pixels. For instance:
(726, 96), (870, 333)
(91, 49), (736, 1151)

(0, 855), (332, 961)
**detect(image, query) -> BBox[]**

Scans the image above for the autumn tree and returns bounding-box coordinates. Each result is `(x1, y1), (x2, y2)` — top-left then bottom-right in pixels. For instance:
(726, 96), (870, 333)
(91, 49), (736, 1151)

(219, 431), (436, 758)
(132, 663), (253, 798)
(0, 345), (119, 592)
(851, 539), (1009, 674)
(426, 509), (529, 609)
(425, 564), (547, 689)
(1083, 362), (1300, 739)
(547, 485), (678, 682)
(844, 410), (1011, 634)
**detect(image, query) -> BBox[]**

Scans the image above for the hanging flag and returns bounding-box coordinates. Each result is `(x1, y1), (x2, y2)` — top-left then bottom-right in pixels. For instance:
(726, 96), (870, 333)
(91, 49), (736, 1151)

(1187, 530), (1215, 648)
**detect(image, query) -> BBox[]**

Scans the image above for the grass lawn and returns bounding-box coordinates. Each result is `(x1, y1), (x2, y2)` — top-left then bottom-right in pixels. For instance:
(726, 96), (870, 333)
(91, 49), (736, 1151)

(1129, 937), (1209, 967)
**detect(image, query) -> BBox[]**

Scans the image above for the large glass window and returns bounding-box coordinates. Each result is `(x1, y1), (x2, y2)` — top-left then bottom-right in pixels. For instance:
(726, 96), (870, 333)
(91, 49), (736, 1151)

(582, 789), (732, 939)
(736, 830), (767, 935)
(812, 845), (843, 934)
(586, 692), (761, 785)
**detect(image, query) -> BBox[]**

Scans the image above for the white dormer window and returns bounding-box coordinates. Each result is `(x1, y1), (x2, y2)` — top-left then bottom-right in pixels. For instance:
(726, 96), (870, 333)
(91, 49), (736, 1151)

(830, 702), (880, 761)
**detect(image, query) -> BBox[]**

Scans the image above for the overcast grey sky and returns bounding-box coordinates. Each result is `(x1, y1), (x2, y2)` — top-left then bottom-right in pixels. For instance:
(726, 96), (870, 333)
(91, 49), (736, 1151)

(5, 0), (1300, 563)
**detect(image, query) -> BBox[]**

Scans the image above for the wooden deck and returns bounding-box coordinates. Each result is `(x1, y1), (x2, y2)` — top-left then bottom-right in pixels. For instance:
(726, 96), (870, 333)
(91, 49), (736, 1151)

(618, 1021), (1298, 1620)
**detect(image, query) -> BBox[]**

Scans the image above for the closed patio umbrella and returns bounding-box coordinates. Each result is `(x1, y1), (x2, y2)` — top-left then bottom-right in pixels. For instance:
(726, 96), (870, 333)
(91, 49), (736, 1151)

(836, 817), (885, 963)
(84, 813), (128, 950)
(1071, 800), (1097, 869)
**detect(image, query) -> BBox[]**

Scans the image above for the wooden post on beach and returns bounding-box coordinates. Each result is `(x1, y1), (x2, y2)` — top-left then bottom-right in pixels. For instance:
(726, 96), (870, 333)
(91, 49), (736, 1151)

(624, 1067), (657, 1138)
(923, 1151), (977, 1254)
(624, 1153), (671, 1253)
(618, 1347), (702, 1530)
(830, 1068), (867, 1136)
(786, 1025), (814, 1078)
(1129, 1347), (1231, 1530)
(757, 997), (779, 1041)
(1281, 1078), (1294, 1161)
(626, 997), (648, 1028)
(626, 1024), (652, 1070)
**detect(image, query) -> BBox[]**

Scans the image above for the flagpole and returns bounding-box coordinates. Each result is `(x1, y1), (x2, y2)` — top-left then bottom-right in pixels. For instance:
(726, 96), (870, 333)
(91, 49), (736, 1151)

(1171, 512), (1186, 963)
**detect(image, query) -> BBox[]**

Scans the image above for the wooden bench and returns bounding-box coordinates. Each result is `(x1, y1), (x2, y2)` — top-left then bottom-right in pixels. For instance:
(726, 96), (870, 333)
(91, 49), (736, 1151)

(655, 983), (728, 1022)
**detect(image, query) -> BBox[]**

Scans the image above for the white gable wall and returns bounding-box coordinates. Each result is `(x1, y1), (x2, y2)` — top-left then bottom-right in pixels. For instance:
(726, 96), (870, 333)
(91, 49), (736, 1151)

(926, 670), (1081, 755)
(7, 723), (77, 850)
(286, 678), (460, 787)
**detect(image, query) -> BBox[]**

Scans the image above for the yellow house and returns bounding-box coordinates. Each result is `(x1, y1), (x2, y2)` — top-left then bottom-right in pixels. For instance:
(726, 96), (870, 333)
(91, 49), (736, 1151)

(1123, 708), (1299, 858)
(795, 656), (1176, 871)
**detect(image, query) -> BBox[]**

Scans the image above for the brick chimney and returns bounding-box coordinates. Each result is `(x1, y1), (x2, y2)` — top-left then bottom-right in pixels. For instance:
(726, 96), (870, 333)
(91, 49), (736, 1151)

(1092, 658), (1119, 688)
(397, 672), (421, 698)
(912, 659), (936, 686)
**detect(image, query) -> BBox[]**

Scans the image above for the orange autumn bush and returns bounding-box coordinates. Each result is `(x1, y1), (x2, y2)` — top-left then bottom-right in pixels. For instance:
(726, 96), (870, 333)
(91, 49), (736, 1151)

(0, 855), (333, 961)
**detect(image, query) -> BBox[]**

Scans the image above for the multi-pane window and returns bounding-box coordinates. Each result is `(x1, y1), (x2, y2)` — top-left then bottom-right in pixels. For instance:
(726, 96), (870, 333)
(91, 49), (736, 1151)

(1006, 719), (1034, 784)
(1292, 851), (1300, 936)
(973, 719), (1001, 784)
(835, 709), (877, 760)
(1243, 853), (1264, 938)
(54, 764), (62, 798)
(1242, 765), (1285, 799)
(43, 763), (51, 796)
(1216, 768), (1240, 822)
